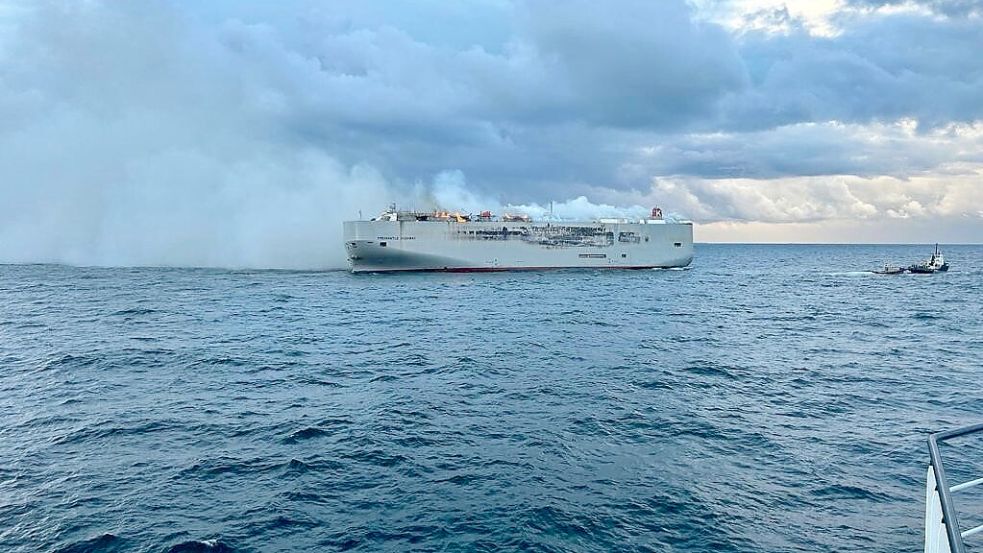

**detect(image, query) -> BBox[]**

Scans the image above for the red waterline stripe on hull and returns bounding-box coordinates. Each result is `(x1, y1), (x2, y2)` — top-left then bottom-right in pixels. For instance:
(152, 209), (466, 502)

(354, 265), (675, 273)
(443, 265), (667, 273)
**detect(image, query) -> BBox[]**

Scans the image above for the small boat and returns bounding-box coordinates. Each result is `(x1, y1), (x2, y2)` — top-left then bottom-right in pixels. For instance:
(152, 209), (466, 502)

(909, 244), (949, 274)
(872, 264), (905, 275)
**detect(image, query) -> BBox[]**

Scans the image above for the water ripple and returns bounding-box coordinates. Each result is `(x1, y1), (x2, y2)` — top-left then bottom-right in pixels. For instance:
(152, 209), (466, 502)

(0, 245), (980, 552)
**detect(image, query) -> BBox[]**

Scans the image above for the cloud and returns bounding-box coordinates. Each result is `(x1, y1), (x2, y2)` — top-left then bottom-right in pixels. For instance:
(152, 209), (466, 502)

(519, 0), (747, 129)
(626, 120), (983, 179)
(696, 216), (983, 243)
(0, 0), (981, 266)
(844, 0), (983, 18)
(622, 171), (983, 226)
(727, 8), (983, 130)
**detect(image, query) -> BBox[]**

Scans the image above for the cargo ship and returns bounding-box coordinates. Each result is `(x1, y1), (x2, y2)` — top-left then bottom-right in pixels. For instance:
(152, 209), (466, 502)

(343, 205), (694, 273)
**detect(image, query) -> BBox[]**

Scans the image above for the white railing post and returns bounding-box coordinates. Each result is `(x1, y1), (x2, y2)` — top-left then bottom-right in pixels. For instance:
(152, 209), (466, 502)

(926, 465), (952, 553)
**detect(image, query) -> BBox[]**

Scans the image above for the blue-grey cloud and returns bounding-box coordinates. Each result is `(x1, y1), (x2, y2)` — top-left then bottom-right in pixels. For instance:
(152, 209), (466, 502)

(844, 0), (983, 17)
(519, 0), (747, 129)
(626, 121), (983, 180)
(727, 10), (983, 131)
(0, 0), (980, 267)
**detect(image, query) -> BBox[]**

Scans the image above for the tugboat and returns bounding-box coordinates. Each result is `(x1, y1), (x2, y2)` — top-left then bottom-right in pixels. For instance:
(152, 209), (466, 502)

(909, 244), (949, 274)
(872, 264), (906, 275)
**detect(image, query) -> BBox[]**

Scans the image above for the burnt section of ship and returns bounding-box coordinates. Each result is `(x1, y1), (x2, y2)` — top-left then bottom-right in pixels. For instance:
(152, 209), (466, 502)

(455, 225), (620, 248)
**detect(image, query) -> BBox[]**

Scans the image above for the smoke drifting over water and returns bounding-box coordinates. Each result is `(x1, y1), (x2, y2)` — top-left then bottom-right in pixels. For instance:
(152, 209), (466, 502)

(0, 4), (387, 269)
(0, 3), (660, 270)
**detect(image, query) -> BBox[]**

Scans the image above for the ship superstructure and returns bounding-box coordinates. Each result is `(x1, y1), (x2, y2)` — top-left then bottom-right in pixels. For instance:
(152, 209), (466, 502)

(343, 206), (694, 273)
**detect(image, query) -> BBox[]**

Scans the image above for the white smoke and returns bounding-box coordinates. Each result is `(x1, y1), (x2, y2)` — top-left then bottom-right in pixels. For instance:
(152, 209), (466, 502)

(505, 197), (651, 222)
(0, 2), (406, 269)
(1, 3), (657, 270)
(429, 171), (666, 222)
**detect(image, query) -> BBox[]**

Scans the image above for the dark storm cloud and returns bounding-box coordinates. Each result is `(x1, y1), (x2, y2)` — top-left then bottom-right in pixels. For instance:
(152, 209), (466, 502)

(727, 10), (983, 132)
(186, 0), (753, 194)
(205, 0), (983, 185)
(519, 0), (747, 129)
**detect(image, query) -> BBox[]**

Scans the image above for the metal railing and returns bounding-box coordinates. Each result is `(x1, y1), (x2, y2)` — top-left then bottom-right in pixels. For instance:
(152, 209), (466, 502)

(926, 423), (983, 553)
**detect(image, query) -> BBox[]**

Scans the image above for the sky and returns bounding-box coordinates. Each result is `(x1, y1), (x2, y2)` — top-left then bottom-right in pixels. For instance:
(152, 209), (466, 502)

(0, 0), (980, 268)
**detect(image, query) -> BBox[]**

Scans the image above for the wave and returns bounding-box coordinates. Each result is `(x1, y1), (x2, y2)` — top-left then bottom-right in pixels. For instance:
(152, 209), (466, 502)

(684, 363), (738, 379)
(810, 483), (894, 503)
(54, 534), (122, 553)
(165, 540), (235, 553)
(282, 427), (333, 444)
(110, 308), (158, 316)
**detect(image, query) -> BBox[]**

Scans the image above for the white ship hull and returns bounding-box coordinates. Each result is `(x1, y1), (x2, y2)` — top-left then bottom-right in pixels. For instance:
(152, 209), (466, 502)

(343, 219), (694, 273)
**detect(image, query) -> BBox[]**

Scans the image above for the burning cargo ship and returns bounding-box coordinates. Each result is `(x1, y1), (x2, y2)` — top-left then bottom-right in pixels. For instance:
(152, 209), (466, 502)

(343, 206), (693, 273)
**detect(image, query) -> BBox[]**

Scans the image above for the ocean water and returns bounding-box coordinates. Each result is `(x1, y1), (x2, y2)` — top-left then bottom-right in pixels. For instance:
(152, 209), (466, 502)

(1, 244), (981, 553)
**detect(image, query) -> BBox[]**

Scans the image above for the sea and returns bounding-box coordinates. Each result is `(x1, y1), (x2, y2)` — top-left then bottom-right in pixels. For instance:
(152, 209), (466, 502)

(1, 244), (981, 553)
